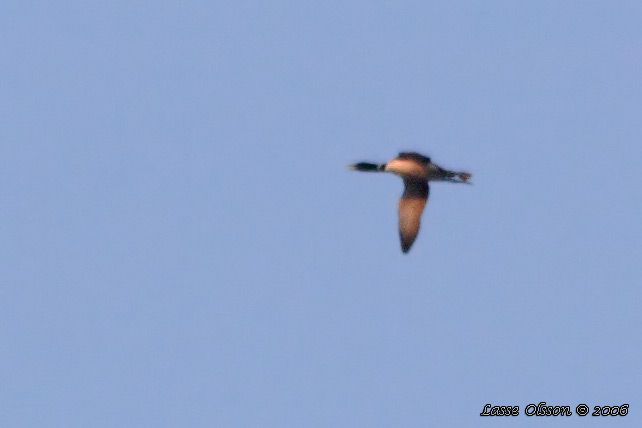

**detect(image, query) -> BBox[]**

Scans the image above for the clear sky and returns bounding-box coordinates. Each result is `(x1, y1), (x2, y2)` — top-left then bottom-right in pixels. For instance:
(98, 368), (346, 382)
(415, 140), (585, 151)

(2, 1), (641, 427)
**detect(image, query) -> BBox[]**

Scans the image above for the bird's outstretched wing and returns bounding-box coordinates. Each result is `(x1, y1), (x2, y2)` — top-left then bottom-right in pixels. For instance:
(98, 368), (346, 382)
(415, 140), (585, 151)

(398, 178), (429, 253)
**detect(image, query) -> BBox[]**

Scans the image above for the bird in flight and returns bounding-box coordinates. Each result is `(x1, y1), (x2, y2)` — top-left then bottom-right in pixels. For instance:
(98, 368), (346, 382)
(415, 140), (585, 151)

(349, 152), (471, 253)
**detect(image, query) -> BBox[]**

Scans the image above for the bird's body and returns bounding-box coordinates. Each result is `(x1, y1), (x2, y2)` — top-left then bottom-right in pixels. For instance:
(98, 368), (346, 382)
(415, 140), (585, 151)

(350, 152), (471, 253)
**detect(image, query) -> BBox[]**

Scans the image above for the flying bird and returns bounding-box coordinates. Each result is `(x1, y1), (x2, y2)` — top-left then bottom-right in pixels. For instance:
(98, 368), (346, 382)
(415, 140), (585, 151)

(349, 152), (471, 253)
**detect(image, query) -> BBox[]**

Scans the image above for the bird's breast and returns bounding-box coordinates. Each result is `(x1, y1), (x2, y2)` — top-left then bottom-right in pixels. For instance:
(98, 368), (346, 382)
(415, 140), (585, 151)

(384, 159), (427, 179)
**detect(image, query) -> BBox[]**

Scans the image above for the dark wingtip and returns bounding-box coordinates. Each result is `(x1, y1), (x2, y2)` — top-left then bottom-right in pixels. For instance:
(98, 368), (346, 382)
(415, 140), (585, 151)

(350, 162), (382, 172)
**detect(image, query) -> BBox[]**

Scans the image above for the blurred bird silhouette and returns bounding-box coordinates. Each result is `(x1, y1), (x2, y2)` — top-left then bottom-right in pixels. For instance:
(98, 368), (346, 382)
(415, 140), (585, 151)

(349, 152), (471, 253)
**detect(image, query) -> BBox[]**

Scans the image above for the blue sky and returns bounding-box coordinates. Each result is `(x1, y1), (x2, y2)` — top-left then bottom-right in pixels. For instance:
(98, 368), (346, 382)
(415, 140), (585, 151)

(2, 1), (641, 426)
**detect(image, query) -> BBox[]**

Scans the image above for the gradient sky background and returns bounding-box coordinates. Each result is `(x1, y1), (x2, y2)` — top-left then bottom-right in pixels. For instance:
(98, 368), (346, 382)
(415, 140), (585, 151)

(2, 1), (641, 427)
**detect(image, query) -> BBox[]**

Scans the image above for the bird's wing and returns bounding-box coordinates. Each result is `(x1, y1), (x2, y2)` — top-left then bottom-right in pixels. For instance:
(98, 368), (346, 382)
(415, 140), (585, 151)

(398, 178), (429, 253)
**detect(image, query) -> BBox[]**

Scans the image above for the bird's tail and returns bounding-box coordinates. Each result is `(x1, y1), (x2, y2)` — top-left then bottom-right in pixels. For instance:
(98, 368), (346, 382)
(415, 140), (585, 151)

(349, 162), (386, 172)
(441, 169), (472, 184)
(456, 172), (472, 182)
